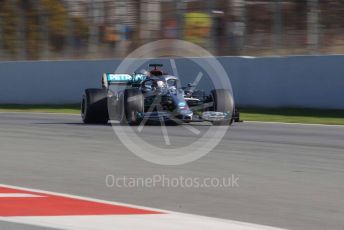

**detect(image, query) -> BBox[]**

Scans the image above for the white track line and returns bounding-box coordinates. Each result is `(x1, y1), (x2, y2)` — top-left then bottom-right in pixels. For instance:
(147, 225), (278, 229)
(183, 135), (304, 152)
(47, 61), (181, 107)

(0, 111), (79, 116)
(0, 215), (285, 230)
(2, 111), (341, 128)
(0, 184), (287, 230)
(245, 120), (344, 127)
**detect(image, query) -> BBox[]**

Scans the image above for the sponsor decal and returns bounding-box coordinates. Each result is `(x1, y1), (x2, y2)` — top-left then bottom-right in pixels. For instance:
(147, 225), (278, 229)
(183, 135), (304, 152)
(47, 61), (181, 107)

(178, 101), (187, 107)
(107, 74), (132, 82)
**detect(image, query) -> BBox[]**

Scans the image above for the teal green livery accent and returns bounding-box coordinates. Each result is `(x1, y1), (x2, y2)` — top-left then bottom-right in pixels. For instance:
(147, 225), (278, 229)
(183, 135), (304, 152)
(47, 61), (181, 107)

(106, 73), (146, 85)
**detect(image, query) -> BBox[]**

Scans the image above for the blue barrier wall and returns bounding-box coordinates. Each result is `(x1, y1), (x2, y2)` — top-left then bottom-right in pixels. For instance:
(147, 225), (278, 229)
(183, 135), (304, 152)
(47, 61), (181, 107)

(0, 55), (343, 109)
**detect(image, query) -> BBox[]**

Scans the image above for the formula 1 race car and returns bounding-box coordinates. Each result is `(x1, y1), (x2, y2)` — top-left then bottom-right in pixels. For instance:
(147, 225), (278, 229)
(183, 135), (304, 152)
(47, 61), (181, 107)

(81, 64), (240, 125)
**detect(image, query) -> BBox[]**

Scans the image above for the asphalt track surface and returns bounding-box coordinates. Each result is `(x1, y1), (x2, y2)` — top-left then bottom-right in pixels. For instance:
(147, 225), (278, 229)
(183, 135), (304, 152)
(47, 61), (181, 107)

(0, 112), (343, 230)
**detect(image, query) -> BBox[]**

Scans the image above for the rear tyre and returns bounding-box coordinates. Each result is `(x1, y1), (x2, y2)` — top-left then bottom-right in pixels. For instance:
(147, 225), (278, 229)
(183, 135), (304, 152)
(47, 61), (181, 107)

(121, 88), (144, 126)
(211, 89), (234, 126)
(81, 89), (108, 124)
(232, 107), (241, 123)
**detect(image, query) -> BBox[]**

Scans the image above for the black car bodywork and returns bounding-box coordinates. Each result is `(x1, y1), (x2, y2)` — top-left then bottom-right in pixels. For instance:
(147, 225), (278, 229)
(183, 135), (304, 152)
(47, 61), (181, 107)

(81, 64), (240, 125)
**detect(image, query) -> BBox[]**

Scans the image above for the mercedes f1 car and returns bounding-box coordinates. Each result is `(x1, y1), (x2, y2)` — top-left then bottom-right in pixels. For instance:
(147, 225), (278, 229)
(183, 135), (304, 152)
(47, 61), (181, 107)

(81, 64), (240, 125)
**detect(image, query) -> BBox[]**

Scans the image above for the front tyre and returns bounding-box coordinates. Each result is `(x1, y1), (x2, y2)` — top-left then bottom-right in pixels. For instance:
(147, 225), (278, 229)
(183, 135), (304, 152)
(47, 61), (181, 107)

(81, 89), (108, 124)
(211, 89), (234, 126)
(120, 88), (144, 125)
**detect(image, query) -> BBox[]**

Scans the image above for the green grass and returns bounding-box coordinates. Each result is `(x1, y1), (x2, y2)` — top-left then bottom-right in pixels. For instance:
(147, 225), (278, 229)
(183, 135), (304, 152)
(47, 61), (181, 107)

(240, 107), (344, 125)
(0, 104), (80, 114)
(0, 105), (344, 125)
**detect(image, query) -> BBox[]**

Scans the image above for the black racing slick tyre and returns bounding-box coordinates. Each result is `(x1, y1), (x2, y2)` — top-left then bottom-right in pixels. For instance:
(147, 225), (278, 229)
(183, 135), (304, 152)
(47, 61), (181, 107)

(120, 88), (144, 125)
(211, 89), (235, 126)
(81, 89), (108, 124)
(232, 107), (241, 123)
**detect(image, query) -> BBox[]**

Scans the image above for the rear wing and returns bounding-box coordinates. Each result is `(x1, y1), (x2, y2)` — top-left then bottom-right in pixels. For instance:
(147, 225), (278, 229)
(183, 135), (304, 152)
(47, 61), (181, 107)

(102, 73), (146, 87)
